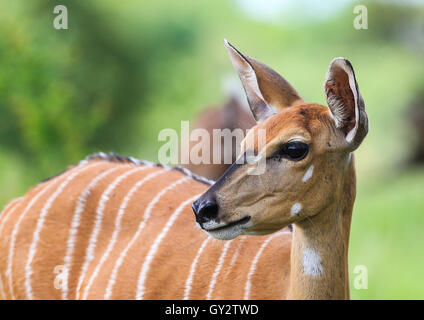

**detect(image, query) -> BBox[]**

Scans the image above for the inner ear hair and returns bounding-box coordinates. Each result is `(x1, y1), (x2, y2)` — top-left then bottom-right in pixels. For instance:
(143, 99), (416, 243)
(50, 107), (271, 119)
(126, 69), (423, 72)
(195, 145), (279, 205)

(325, 61), (357, 136)
(324, 57), (368, 149)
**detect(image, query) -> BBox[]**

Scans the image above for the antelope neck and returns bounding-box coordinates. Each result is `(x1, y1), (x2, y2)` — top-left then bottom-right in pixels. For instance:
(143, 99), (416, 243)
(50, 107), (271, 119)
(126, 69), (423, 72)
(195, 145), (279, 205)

(288, 168), (355, 299)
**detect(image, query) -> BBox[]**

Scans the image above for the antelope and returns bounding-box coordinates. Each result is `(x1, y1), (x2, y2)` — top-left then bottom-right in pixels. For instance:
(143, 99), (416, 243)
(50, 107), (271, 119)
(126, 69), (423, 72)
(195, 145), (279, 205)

(0, 40), (367, 300)
(184, 93), (255, 180)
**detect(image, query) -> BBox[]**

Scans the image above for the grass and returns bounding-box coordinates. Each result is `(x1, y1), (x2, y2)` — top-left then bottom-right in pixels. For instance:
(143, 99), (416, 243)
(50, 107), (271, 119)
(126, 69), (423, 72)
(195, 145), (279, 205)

(350, 167), (424, 299)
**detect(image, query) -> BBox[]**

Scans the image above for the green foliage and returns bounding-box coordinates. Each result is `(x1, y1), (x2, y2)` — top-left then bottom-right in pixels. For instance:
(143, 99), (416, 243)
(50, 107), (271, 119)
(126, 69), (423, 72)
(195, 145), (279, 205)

(0, 0), (202, 178)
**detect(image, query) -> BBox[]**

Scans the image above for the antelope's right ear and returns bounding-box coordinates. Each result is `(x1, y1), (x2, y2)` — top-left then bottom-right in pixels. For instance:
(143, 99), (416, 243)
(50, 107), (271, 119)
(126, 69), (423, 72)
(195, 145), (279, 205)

(224, 40), (305, 122)
(324, 58), (368, 151)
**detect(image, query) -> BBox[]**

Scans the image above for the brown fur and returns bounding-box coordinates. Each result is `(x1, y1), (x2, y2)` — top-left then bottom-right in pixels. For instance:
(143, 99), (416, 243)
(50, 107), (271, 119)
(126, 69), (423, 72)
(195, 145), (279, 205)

(0, 42), (367, 300)
(193, 42), (368, 299)
(0, 159), (292, 299)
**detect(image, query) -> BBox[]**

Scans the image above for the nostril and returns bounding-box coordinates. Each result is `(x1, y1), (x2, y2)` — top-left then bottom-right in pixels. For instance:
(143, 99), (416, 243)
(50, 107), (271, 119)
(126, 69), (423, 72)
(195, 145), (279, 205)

(193, 198), (219, 224)
(199, 200), (219, 220)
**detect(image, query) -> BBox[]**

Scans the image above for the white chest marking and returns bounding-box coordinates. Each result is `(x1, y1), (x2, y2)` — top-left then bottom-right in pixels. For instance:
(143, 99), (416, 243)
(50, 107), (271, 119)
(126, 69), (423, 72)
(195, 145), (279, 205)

(303, 248), (323, 277)
(291, 203), (302, 216)
(302, 165), (314, 183)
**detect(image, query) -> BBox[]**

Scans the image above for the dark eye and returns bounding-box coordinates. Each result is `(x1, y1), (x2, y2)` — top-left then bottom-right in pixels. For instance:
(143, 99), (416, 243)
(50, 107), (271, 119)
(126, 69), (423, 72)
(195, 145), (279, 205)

(275, 141), (309, 161)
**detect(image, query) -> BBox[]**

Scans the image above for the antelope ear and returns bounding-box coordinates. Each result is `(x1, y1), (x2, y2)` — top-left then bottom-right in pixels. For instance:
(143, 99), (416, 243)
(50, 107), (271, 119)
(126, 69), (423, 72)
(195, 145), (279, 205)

(324, 58), (368, 150)
(224, 40), (305, 122)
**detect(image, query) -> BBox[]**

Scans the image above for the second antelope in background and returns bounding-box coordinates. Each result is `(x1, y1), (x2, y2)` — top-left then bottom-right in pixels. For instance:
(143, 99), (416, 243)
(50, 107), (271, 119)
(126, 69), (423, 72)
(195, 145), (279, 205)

(184, 85), (255, 180)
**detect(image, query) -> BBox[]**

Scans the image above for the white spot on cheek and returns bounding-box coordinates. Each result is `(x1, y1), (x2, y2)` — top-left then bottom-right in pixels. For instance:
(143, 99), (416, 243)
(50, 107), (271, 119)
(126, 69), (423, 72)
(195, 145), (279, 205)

(302, 165), (314, 183)
(291, 203), (302, 216)
(303, 248), (323, 277)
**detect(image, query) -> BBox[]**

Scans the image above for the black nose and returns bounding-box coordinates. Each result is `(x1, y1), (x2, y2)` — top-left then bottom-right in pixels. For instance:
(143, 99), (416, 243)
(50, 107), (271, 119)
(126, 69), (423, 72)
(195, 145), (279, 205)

(192, 197), (219, 225)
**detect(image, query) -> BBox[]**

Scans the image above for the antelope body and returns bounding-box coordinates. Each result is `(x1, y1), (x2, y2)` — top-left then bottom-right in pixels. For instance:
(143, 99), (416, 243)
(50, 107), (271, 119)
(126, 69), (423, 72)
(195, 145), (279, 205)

(0, 40), (368, 300)
(0, 155), (290, 299)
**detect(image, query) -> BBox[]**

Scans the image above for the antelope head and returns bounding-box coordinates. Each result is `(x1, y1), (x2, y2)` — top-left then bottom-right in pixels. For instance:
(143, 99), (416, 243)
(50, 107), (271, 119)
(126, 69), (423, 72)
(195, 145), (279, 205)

(192, 40), (368, 240)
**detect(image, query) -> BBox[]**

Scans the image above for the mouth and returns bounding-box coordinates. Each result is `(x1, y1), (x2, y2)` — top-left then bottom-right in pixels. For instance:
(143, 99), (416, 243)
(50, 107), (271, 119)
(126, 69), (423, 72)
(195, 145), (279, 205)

(204, 216), (251, 232)
(203, 216), (251, 240)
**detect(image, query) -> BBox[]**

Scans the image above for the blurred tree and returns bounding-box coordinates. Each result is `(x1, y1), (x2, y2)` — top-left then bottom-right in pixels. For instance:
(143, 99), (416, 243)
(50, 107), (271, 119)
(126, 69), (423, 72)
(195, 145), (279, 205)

(0, 0), (201, 178)
(365, 1), (424, 51)
(407, 79), (424, 165)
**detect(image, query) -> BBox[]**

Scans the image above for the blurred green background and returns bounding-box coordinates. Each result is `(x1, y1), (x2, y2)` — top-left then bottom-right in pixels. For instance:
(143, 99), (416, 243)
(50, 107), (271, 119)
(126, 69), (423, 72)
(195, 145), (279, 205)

(0, 0), (423, 299)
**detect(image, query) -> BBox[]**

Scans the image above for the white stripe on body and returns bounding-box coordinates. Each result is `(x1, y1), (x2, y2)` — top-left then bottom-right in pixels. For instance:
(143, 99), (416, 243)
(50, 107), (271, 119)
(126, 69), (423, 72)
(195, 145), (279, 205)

(0, 197), (22, 221)
(25, 162), (101, 299)
(81, 169), (166, 299)
(183, 236), (211, 300)
(0, 195), (23, 299)
(75, 166), (152, 299)
(206, 240), (233, 299)
(0, 195), (21, 299)
(61, 166), (123, 300)
(243, 231), (287, 300)
(0, 197), (24, 238)
(104, 176), (190, 299)
(6, 166), (84, 299)
(229, 237), (246, 268)
(135, 194), (202, 300)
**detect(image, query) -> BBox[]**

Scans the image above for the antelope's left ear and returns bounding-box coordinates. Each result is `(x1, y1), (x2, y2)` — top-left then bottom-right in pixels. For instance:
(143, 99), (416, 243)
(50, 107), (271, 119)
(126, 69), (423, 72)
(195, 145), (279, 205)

(324, 58), (368, 151)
